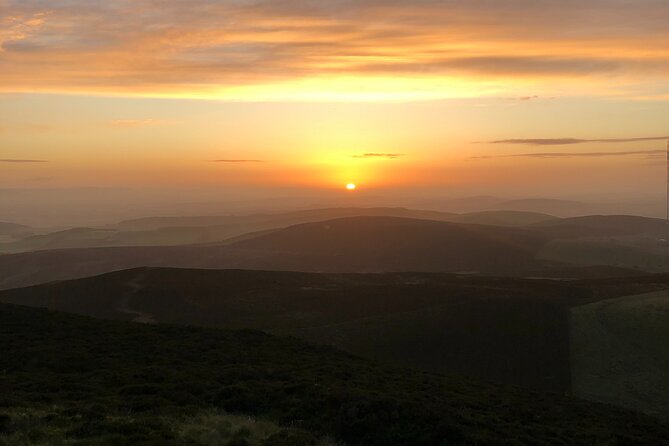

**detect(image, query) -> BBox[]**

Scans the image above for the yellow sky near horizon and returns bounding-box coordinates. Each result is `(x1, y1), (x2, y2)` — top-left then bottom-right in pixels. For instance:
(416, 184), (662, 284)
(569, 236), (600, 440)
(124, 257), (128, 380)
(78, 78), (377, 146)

(1, 0), (669, 194)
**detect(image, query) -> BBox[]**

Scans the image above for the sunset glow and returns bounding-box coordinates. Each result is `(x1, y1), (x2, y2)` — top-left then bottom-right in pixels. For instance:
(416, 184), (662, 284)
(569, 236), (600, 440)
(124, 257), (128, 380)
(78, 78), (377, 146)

(1, 1), (669, 197)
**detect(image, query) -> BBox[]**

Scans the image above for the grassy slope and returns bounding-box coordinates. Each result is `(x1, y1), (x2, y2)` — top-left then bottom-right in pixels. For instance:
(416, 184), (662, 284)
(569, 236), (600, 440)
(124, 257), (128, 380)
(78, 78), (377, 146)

(570, 289), (669, 419)
(1, 303), (668, 445)
(0, 268), (591, 392)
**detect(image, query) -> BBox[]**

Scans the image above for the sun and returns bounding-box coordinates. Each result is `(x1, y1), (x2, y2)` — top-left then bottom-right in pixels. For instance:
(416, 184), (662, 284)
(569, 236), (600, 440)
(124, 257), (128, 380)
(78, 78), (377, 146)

(346, 183), (357, 191)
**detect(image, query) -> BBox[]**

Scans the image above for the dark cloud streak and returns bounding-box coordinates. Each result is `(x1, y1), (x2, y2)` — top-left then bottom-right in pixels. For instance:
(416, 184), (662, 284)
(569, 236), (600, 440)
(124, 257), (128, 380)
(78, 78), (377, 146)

(489, 136), (669, 145)
(473, 150), (664, 159)
(352, 153), (404, 159)
(210, 159), (264, 163)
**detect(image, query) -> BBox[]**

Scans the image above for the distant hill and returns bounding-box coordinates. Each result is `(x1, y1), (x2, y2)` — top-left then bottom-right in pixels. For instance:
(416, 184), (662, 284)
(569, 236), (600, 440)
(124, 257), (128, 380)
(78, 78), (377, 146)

(0, 216), (556, 290)
(530, 265), (649, 280)
(410, 196), (594, 216)
(531, 215), (669, 273)
(489, 198), (592, 217)
(2, 227), (117, 252)
(0, 207), (459, 253)
(0, 267), (591, 392)
(410, 195), (505, 213)
(116, 207), (457, 231)
(531, 215), (669, 238)
(224, 216), (550, 274)
(0, 208), (563, 254)
(449, 210), (557, 226)
(0, 221), (31, 235)
(2, 302), (667, 445)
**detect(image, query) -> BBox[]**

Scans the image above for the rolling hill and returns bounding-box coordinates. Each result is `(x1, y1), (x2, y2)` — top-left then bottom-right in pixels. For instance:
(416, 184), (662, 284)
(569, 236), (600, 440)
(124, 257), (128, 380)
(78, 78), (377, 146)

(0, 208), (557, 254)
(532, 215), (669, 272)
(2, 302), (668, 445)
(531, 215), (669, 238)
(220, 216), (549, 274)
(447, 210), (557, 227)
(0, 216), (556, 290)
(116, 207), (458, 231)
(0, 267), (594, 392)
(5, 214), (669, 293)
(489, 198), (592, 217)
(0, 222), (32, 244)
(0, 207), (459, 254)
(0, 221), (31, 236)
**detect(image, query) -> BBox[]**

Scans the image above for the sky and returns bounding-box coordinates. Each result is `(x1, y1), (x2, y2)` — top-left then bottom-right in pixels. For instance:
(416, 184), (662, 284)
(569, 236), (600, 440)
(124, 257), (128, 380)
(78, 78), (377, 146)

(2, 0), (669, 199)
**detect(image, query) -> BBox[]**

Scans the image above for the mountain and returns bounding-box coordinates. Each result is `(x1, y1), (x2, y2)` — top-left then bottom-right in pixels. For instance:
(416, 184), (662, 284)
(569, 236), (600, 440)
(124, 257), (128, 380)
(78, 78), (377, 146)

(0, 216), (555, 290)
(2, 302), (667, 445)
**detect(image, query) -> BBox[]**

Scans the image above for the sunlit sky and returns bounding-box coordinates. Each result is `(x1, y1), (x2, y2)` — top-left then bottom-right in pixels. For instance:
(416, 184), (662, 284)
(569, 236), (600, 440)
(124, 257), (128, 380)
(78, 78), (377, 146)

(2, 0), (669, 196)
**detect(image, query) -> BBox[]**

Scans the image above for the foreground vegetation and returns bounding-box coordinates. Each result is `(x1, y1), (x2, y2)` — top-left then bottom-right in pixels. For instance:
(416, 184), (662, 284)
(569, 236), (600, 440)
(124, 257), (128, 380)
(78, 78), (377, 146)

(1, 304), (668, 445)
(0, 408), (338, 446)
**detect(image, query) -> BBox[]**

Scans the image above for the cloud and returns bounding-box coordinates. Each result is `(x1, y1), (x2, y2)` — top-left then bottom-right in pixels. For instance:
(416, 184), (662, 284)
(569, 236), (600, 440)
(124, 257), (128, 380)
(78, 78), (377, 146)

(0, 159), (48, 163)
(473, 150), (665, 159)
(352, 153), (404, 159)
(210, 159), (264, 163)
(1, 1), (669, 100)
(489, 136), (669, 145)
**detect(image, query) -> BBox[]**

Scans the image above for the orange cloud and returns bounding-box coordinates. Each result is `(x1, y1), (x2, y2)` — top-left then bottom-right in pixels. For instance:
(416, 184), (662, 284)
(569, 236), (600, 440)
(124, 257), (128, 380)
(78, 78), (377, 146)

(1, 1), (669, 100)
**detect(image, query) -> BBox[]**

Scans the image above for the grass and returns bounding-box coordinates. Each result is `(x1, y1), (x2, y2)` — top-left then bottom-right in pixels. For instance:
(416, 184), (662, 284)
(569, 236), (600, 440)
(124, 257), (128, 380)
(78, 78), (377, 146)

(570, 289), (669, 419)
(1, 303), (668, 445)
(0, 408), (338, 446)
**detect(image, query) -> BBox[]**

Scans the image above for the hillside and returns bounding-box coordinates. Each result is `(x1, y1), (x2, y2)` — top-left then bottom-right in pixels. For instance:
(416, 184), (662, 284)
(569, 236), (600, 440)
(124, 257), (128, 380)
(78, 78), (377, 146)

(0, 267), (592, 392)
(224, 216), (549, 274)
(571, 289), (669, 419)
(531, 215), (669, 238)
(0, 208), (556, 254)
(1, 303), (667, 445)
(0, 217), (556, 290)
(0, 208), (458, 254)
